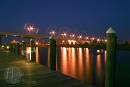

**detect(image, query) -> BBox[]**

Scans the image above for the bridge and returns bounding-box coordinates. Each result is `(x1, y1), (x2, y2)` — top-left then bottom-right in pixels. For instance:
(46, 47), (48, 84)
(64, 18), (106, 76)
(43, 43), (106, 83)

(0, 31), (130, 50)
(0, 31), (106, 46)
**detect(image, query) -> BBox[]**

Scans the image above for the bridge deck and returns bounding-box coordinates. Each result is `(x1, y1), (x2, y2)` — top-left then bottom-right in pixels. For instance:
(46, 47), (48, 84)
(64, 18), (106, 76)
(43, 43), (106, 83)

(0, 49), (94, 87)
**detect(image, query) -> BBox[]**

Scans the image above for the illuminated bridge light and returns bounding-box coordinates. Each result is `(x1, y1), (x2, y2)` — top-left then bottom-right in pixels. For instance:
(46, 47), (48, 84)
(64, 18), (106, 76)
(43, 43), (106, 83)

(68, 40), (71, 45)
(49, 30), (56, 36)
(72, 40), (76, 45)
(52, 31), (55, 34)
(61, 33), (67, 36)
(86, 36), (89, 40)
(78, 35), (82, 39)
(91, 37), (95, 41)
(72, 34), (75, 37)
(70, 34), (75, 38)
(97, 38), (101, 42)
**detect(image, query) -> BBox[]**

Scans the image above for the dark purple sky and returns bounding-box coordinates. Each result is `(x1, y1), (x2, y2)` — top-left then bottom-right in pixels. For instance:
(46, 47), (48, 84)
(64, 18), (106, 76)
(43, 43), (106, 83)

(0, 0), (130, 40)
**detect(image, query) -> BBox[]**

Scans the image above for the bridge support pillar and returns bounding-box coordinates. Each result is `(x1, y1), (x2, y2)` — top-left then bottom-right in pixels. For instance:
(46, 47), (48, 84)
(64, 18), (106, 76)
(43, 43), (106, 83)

(105, 27), (117, 87)
(49, 37), (56, 71)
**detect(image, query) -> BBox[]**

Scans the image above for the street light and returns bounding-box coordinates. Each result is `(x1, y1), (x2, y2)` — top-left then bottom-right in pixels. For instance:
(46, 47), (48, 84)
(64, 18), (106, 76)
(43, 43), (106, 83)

(62, 33), (67, 36)
(24, 24), (39, 62)
(70, 34), (75, 38)
(35, 41), (39, 46)
(86, 36), (89, 40)
(49, 30), (56, 37)
(61, 33), (67, 39)
(78, 35), (82, 39)
(24, 24), (39, 34)
(50, 31), (55, 35)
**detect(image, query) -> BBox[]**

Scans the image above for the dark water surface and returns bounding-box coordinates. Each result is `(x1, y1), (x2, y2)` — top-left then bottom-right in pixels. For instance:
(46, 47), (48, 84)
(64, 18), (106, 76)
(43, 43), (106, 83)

(38, 47), (130, 87)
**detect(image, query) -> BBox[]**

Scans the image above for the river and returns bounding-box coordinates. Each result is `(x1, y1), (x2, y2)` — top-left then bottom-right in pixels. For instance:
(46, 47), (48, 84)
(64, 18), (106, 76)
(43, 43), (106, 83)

(37, 47), (130, 87)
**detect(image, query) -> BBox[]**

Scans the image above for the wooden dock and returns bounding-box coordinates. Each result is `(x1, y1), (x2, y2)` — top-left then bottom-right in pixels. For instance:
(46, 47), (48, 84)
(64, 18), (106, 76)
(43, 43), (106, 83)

(0, 49), (94, 87)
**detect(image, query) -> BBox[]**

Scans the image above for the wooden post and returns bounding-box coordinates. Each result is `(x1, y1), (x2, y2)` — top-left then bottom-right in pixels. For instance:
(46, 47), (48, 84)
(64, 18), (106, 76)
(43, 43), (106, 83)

(12, 44), (15, 53)
(90, 48), (97, 84)
(0, 35), (2, 45)
(14, 43), (19, 56)
(49, 37), (56, 71)
(21, 42), (26, 57)
(31, 46), (36, 62)
(31, 40), (36, 62)
(105, 27), (117, 87)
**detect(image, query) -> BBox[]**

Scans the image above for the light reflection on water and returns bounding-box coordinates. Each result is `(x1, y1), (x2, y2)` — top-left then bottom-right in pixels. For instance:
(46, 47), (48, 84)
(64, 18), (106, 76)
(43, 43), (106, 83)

(36, 47), (130, 87)
(36, 47), (106, 87)
(85, 48), (91, 83)
(61, 47), (68, 75)
(59, 47), (106, 87)
(36, 47), (39, 64)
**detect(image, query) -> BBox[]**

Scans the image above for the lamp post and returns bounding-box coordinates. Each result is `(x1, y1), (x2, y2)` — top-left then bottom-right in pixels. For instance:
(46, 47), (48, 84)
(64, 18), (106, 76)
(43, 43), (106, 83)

(49, 30), (56, 38)
(24, 24), (39, 62)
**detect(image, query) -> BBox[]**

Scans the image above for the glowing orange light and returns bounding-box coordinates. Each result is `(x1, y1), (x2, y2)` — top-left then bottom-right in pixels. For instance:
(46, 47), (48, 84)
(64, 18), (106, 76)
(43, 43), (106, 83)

(62, 33), (67, 36)
(72, 40), (76, 45)
(78, 48), (83, 80)
(91, 37), (95, 40)
(61, 47), (68, 74)
(36, 47), (39, 64)
(71, 48), (76, 77)
(35, 41), (39, 45)
(11, 40), (17, 44)
(29, 26), (34, 30)
(96, 54), (102, 80)
(97, 39), (100, 42)
(68, 40), (71, 45)
(62, 40), (65, 43)
(97, 50), (100, 53)
(70, 34), (75, 37)
(50, 30), (56, 35)
(86, 36), (89, 39)
(85, 48), (91, 82)
(78, 35), (82, 39)
(26, 48), (31, 54)
(52, 31), (55, 34)
(26, 47), (31, 61)
(72, 34), (75, 37)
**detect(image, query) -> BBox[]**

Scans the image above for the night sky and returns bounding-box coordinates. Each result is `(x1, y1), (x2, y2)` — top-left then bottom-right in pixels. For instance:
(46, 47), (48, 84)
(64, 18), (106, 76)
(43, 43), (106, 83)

(0, 0), (130, 40)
